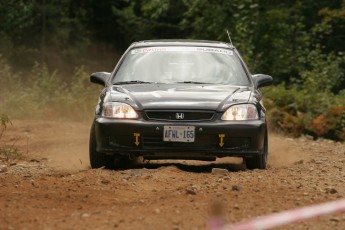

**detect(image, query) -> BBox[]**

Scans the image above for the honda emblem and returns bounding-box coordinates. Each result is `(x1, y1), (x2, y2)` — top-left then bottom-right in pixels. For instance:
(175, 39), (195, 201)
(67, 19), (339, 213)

(175, 113), (184, 119)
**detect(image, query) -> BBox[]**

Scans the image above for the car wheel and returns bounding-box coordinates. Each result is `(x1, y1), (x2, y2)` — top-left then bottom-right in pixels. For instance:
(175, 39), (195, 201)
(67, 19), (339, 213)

(245, 130), (268, 170)
(89, 121), (114, 169)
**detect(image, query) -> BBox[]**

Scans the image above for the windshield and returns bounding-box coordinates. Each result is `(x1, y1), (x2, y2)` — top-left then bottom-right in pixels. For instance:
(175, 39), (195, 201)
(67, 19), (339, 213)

(112, 46), (250, 86)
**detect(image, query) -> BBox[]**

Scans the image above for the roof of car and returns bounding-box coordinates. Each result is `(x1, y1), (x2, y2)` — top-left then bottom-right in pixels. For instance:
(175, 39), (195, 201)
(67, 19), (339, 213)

(130, 39), (234, 49)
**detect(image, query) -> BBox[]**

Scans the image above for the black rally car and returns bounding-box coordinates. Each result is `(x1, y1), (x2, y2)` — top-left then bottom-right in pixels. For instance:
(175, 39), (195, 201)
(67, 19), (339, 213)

(89, 40), (273, 170)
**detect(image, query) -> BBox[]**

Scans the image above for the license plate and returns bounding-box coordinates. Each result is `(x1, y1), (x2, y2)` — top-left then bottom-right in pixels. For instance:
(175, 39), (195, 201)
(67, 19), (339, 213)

(163, 126), (195, 142)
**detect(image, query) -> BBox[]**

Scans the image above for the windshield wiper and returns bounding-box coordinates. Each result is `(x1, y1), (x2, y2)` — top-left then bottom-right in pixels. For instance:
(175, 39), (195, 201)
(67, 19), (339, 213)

(176, 81), (214, 84)
(113, 80), (153, 85)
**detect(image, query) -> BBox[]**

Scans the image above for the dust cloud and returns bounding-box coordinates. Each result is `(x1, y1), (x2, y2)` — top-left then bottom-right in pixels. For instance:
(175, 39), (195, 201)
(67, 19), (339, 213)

(268, 133), (309, 167)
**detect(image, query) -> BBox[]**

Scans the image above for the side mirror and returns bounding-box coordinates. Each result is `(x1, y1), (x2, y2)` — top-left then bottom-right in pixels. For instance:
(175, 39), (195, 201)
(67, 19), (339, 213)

(252, 74), (273, 88)
(90, 72), (111, 86)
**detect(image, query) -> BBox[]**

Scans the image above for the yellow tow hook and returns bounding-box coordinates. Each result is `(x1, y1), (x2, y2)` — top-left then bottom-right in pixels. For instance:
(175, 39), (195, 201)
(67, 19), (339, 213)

(134, 133), (140, 146)
(218, 134), (225, 147)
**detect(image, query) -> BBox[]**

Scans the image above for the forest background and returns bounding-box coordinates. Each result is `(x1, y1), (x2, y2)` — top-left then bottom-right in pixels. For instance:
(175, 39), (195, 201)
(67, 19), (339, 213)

(0, 0), (344, 141)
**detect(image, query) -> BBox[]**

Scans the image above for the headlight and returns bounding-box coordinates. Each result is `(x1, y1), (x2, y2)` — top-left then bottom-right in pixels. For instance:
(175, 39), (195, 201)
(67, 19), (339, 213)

(221, 104), (258, 120)
(102, 102), (138, 119)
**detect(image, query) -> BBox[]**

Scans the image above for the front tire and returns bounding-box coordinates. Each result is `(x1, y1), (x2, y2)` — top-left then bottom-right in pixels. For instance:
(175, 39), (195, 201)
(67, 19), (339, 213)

(245, 130), (268, 170)
(89, 121), (114, 169)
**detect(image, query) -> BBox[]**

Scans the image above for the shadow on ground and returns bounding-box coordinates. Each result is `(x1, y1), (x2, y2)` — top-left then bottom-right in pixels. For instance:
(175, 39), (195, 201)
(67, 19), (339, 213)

(123, 158), (246, 173)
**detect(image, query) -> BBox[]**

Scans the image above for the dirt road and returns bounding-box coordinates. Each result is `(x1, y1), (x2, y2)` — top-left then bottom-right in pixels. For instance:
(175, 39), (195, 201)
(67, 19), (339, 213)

(0, 120), (344, 229)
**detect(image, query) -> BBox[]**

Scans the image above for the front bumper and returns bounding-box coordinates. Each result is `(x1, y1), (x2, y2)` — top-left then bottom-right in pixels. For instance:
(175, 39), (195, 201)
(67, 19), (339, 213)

(94, 117), (266, 160)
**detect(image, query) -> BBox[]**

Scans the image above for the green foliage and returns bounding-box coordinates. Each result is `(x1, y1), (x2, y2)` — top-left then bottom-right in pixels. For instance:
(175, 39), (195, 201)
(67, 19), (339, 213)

(0, 114), (22, 162)
(0, 0), (35, 46)
(54, 66), (100, 119)
(0, 114), (11, 137)
(301, 48), (344, 94)
(141, 0), (170, 20)
(0, 0), (90, 71)
(264, 84), (345, 141)
(0, 146), (22, 162)
(261, 21), (345, 140)
(0, 59), (99, 121)
(112, 0), (185, 42)
(181, 0), (259, 62)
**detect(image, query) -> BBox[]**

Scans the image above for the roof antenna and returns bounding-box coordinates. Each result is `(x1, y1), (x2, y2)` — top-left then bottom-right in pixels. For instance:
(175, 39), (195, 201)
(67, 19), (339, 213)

(226, 29), (234, 47)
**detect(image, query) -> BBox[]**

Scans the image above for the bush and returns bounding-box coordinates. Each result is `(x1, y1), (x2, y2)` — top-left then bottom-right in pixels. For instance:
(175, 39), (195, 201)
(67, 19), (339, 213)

(0, 114), (22, 162)
(264, 85), (345, 141)
(307, 105), (345, 140)
(0, 58), (100, 121)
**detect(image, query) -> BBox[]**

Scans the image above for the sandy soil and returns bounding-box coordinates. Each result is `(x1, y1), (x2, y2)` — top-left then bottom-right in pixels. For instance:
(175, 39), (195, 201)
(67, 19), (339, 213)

(0, 120), (345, 230)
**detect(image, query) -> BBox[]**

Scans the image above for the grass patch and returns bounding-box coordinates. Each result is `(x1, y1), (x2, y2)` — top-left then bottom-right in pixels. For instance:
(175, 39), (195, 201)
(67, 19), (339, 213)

(0, 58), (100, 121)
(0, 114), (22, 162)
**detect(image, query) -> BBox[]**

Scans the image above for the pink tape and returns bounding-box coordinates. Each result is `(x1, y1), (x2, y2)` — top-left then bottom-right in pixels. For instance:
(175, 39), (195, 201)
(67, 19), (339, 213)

(222, 199), (345, 230)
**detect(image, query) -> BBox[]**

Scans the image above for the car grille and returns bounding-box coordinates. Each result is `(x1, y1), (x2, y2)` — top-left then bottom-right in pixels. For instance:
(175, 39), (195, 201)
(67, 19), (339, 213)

(145, 111), (214, 121)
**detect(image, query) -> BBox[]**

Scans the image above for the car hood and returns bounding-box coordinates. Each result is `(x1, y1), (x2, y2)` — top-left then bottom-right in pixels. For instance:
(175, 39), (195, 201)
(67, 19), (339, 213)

(110, 84), (252, 111)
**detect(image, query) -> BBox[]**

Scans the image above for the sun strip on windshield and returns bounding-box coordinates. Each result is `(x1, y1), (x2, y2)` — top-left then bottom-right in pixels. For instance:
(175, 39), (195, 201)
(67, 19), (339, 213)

(131, 47), (233, 55)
